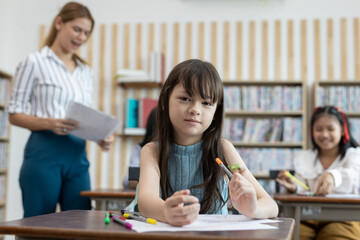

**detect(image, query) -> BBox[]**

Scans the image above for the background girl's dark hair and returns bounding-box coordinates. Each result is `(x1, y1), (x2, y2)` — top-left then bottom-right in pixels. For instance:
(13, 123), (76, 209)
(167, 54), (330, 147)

(43, 2), (94, 64)
(156, 59), (227, 213)
(140, 107), (157, 147)
(311, 106), (358, 159)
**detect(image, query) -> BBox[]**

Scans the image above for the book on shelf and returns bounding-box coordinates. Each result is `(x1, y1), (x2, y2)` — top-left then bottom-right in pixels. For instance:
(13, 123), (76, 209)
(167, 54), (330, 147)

(115, 69), (149, 82)
(123, 127), (146, 135)
(149, 51), (165, 84)
(138, 98), (158, 128)
(125, 98), (138, 128)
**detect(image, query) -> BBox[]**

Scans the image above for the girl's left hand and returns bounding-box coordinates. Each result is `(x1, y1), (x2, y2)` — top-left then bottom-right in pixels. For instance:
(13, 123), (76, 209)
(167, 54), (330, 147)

(97, 135), (114, 151)
(228, 172), (257, 217)
(316, 172), (335, 195)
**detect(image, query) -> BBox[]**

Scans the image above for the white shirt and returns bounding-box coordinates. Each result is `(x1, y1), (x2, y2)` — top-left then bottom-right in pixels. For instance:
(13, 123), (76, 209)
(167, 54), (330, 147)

(294, 147), (360, 194)
(7, 46), (93, 118)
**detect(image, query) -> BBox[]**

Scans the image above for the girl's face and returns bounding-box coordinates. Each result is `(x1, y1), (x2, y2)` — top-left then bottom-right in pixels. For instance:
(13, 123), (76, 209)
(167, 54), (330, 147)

(168, 83), (217, 146)
(312, 115), (343, 153)
(54, 17), (92, 54)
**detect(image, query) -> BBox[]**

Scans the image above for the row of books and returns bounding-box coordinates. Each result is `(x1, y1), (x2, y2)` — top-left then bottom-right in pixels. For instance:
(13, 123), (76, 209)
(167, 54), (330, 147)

(223, 117), (302, 143)
(316, 86), (360, 112)
(0, 111), (9, 137)
(0, 143), (8, 169)
(115, 51), (165, 83)
(124, 97), (158, 131)
(236, 147), (301, 176)
(0, 78), (11, 105)
(0, 175), (5, 202)
(224, 86), (302, 112)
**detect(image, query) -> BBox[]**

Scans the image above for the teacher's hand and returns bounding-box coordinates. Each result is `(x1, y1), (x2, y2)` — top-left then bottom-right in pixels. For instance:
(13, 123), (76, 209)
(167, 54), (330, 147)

(98, 135), (114, 151)
(49, 118), (79, 135)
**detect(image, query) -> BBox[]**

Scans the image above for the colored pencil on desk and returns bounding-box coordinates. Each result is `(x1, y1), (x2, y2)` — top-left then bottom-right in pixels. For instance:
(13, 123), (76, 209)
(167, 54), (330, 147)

(112, 216), (133, 230)
(123, 213), (157, 224)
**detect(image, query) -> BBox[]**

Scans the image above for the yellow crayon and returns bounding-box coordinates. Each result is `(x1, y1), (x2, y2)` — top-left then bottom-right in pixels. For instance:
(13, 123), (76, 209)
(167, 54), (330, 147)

(284, 171), (310, 191)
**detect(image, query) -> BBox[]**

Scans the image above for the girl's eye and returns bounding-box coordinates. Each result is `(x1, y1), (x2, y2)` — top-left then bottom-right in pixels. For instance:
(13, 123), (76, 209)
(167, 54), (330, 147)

(179, 97), (190, 102)
(73, 27), (81, 32)
(203, 101), (213, 106)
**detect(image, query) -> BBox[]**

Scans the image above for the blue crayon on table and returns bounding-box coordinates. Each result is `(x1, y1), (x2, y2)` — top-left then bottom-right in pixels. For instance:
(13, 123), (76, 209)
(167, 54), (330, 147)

(112, 216), (133, 230)
(215, 158), (233, 179)
(104, 212), (110, 224)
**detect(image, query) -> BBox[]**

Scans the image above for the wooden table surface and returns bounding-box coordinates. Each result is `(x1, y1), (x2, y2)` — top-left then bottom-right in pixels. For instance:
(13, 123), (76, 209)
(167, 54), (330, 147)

(0, 210), (295, 240)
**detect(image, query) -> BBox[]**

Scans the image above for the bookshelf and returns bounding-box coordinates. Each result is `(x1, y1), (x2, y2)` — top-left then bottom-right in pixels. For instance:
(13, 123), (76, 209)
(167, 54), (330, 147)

(223, 80), (307, 194)
(118, 80), (161, 187)
(313, 80), (360, 143)
(0, 70), (11, 233)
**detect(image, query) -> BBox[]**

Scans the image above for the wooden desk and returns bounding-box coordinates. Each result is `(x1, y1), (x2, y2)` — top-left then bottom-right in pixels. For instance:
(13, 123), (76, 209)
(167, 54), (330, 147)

(274, 194), (360, 240)
(80, 189), (136, 210)
(0, 210), (294, 240)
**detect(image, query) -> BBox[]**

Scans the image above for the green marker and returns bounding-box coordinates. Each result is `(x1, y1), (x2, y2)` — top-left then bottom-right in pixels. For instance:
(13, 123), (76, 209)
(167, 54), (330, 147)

(105, 212), (110, 224)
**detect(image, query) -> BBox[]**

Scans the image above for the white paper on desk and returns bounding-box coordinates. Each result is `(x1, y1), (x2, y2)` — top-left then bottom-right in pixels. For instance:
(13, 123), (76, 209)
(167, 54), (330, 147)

(326, 194), (360, 198)
(65, 101), (121, 142)
(129, 214), (279, 233)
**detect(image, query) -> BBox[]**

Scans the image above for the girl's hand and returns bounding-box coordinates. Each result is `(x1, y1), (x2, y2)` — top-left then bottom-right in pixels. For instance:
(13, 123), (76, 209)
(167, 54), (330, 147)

(229, 172), (257, 217)
(164, 189), (200, 227)
(98, 135), (114, 151)
(276, 170), (297, 193)
(316, 172), (334, 195)
(49, 118), (79, 135)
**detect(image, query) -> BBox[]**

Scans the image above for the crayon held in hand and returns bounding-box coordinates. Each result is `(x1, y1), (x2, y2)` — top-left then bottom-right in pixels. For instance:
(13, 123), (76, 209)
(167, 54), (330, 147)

(215, 158), (233, 179)
(285, 171), (310, 191)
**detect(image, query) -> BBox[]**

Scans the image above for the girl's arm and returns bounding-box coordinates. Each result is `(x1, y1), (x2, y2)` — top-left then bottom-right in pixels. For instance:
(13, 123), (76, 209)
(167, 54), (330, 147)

(137, 142), (200, 226)
(222, 138), (278, 218)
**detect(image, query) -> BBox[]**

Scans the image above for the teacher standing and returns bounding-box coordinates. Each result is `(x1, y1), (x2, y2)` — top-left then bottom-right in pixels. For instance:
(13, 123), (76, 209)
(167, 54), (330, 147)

(7, 2), (113, 217)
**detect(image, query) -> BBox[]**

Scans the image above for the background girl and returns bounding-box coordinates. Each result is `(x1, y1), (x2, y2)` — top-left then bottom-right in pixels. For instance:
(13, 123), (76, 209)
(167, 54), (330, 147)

(137, 59), (278, 227)
(276, 106), (360, 239)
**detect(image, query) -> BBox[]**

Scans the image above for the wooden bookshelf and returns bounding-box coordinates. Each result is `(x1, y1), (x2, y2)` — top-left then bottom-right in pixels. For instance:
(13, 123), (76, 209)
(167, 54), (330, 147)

(223, 80), (307, 183)
(0, 70), (11, 226)
(117, 80), (161, 185)
(313, 79), (360, 143)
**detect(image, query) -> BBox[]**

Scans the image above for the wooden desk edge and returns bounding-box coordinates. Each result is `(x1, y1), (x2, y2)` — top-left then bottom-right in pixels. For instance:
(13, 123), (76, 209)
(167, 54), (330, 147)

(80, 190), (136, 198)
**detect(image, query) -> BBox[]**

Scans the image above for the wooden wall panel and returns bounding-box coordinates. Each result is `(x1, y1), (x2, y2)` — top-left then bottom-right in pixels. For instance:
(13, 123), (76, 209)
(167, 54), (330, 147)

(327, 19), (334, 80)
(96, 24), (106, 188)
(236, 21), (242, 80)
(38, 17), (360, 190)
(275, 20), (281, 80)
(354, 18), (360, 80)
(262, 21), (268, 80)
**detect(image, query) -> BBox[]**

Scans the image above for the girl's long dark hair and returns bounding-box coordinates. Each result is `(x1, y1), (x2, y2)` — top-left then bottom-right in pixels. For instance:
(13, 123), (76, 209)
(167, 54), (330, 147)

(311, 106), (358, 159)
(156, 59), (227, 213)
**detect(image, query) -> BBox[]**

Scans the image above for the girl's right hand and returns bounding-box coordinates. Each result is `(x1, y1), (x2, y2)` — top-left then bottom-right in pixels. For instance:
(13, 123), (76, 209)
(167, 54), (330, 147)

(164, 189), (200, 227)
(49, 118), (79, 135)
(276, 170), (297, 193)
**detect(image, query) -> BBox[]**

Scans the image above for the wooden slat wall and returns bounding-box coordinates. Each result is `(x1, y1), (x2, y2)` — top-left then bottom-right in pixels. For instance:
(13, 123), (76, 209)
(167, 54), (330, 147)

(38, 18), (360, 189)
(328, 19), (334, 80)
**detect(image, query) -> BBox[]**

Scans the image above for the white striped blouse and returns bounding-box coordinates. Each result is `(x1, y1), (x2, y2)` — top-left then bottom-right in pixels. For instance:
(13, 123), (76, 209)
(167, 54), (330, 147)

(7, 46), (93, 119)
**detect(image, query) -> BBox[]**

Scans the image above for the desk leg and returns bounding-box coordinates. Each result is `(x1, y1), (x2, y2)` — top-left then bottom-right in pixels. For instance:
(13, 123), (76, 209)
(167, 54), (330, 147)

(282, 204), (300, 240)
(95, 200), (107, 210)
(293, 206), (301, 240)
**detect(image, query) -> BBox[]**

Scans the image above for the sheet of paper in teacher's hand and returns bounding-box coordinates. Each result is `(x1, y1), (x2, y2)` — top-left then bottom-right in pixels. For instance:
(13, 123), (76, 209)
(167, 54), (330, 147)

(65, 101), (121, 142)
